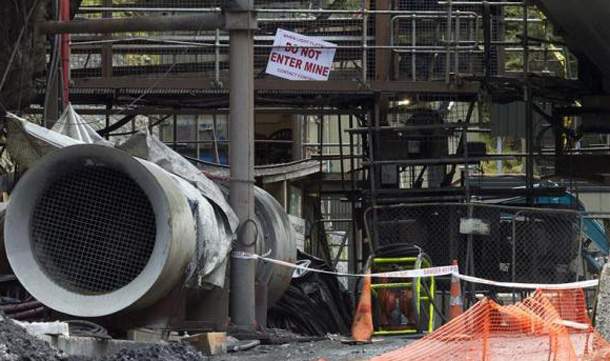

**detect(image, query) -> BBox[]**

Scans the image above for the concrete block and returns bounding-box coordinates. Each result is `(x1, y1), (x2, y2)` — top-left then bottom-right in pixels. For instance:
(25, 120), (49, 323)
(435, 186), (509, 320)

(40, 336), (149, 358)
(126, 328), (165, 343)
(182, 332), (227, 356)
(15, 321), (69, 337)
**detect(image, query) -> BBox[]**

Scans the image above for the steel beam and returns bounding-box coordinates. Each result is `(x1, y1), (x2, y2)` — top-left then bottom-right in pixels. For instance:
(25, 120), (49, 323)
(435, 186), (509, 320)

(71, 78), (481, 94)
(25, 107), (367, 116)
(37, 13), (225, 34)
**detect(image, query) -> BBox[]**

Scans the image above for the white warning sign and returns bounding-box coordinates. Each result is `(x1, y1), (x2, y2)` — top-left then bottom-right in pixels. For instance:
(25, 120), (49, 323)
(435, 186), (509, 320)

(265, 29), (337, 81)
(460, 218), (491, 236)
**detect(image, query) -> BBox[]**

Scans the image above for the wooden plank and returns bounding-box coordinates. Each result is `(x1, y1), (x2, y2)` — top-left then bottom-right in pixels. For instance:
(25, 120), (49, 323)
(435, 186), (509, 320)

(182, 332), (227, 356)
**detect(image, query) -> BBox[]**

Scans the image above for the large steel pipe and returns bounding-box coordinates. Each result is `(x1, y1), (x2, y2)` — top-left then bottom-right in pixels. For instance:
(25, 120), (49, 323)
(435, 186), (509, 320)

(253, 187), (296, 305)
(38, 13), (225, 34)
(5, 144), (196, 317)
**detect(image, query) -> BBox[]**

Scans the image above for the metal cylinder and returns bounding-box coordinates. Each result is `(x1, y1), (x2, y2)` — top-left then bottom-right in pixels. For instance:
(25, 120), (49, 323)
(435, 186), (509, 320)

(217, 183), (297, 307)
(5, 144), (196, 317)
(38, 13), (226, 34)
(253, 187), (297, 306)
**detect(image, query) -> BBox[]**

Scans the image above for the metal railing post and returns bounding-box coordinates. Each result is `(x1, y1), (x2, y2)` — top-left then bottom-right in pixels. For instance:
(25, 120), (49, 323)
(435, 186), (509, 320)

(511, 210), (522, 303)
(445, 0), (453, 84)
(577, 214), (585, 282)
(454, 11), (460, 79)
(412, 16), (417, 81)
(362, 7), (368, 83)
(214, 29), (221, 87)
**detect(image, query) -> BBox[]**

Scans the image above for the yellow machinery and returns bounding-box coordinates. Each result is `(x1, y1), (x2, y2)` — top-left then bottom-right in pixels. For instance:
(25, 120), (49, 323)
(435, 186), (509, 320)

(366, 245), (436, 336)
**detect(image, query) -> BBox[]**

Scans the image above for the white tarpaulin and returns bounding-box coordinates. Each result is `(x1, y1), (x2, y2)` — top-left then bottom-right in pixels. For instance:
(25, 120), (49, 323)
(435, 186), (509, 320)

(119, 132), (237, 287)
(6, 113), (85, 171)
(51, 103), (113, 146)
(265, 29), (337, 81)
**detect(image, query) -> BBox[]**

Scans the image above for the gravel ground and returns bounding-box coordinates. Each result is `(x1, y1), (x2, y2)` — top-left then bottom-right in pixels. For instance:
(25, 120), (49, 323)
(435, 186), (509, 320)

(0, 314), (66, 361)
(102, 343), (206, 361)
(0, 315), (208, 361)
(210, 338), (413, 361)
(0, 312), (412, 361)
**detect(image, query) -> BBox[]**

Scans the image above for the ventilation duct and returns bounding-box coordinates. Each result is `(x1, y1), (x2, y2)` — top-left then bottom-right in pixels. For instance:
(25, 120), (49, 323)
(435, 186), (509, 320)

(6, 143), (297, 321)
(6, 145), (197, 317)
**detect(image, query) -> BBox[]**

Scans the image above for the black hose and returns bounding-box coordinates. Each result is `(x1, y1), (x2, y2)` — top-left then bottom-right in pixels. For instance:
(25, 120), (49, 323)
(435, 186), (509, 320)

(1, 301), (42, 313)
(65, 320), (111, 339)
(374, 244), (423, 258)
(10, 307), (44, 321)
(421, 281), (448, 324)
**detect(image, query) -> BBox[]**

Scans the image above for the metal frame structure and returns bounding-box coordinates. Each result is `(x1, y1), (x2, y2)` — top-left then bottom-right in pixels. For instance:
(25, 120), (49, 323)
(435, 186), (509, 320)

(29, 0), (610, 309)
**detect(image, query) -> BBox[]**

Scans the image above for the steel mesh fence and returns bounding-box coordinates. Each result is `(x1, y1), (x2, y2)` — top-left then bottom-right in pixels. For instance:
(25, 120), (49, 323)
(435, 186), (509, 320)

(320, 197), (354, 287)
(68, 1), (578, 83)
(512, 209), (581, 284)
(365, 203), (586, 288)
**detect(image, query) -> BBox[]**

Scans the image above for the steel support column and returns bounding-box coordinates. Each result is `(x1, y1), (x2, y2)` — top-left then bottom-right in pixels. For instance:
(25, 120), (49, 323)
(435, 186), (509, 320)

(523, 3), (534, 205)
(227, 0), (257, 331)
(375, 0), (391, 81)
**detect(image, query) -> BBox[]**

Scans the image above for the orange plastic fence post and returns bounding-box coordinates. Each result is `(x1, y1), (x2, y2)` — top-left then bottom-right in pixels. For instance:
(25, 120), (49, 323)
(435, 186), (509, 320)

(450, 259), (464, 321)
(352, 269), (374, 342)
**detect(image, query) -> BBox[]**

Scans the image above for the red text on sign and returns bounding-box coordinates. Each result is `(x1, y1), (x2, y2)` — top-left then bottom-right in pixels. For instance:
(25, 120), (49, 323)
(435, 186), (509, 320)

(270, 52), (303, 70)
(285, 42), (323, 60)
(304, 62), (330, 77)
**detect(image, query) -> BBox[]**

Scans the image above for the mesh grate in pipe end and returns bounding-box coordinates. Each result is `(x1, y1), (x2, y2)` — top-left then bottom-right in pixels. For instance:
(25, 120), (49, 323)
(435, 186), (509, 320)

(31, 164), (156, 295)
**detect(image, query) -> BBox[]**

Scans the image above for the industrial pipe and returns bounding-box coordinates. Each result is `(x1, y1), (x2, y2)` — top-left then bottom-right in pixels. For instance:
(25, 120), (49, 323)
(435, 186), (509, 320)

(5, 145), (196, 317)
(10, 307), (45, 321)
(4, 143), (297, 321)
(252, 187), (297, 305)
(37, 13), (226, 34)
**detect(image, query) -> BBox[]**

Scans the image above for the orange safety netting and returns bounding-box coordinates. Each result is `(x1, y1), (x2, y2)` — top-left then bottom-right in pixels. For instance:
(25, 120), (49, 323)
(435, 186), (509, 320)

(370, 289), (610, 361)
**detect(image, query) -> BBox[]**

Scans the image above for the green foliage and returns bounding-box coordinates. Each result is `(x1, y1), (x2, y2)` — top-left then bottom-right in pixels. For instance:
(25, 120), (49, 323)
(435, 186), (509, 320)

(79, 0), (161, 66)
(345, 0), (364, 10)
(503, 6), (573, 77)
(480, 134), (525, 175)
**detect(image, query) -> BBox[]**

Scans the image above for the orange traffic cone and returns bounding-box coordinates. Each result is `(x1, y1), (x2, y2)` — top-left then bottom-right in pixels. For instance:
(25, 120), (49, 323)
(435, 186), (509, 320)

(449, 260), (464, 320)
(351, 269), (373, 342)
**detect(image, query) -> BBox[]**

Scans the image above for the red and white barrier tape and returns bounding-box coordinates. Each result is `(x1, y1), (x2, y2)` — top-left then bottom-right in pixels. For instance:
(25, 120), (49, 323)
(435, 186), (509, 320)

(454, 273), (598, 290)
(232, 251), (458, 278)
(232, 251), (599, 289)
